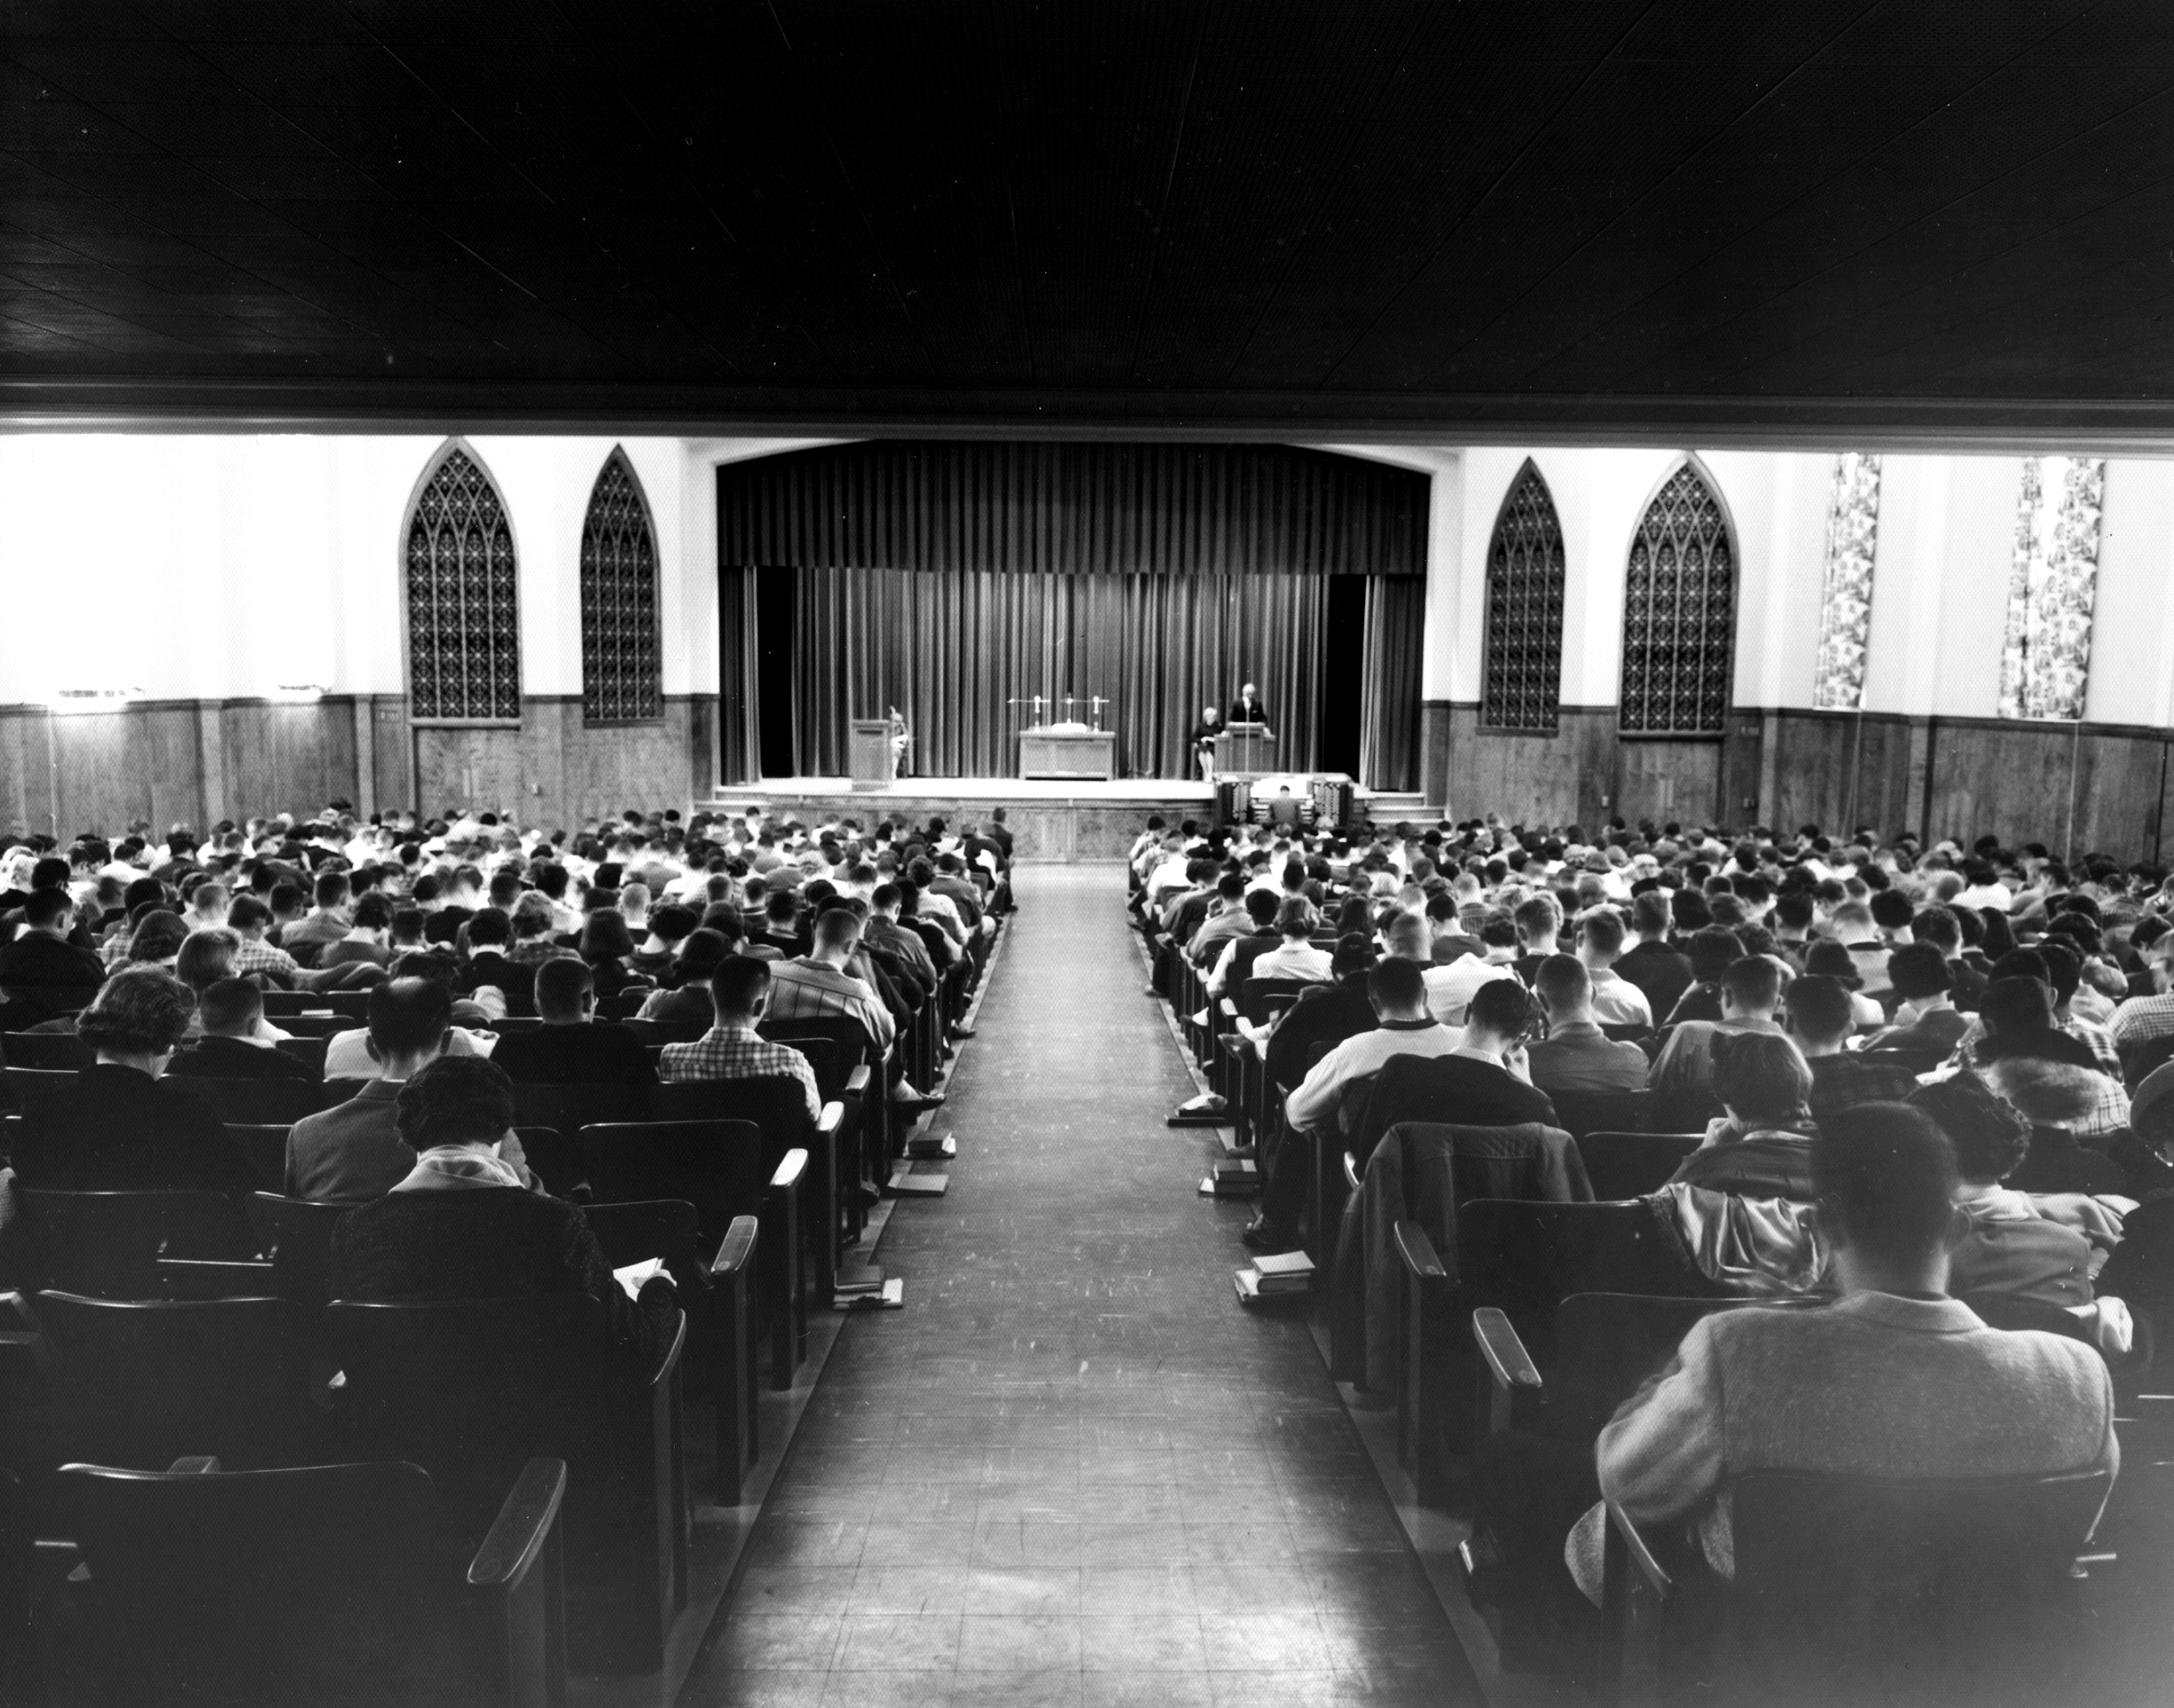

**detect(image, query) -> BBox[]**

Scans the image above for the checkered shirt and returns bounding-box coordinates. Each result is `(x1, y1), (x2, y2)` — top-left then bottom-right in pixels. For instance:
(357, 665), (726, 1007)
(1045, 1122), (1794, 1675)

(1953, 1014), (2130, 1139)
(232, 935), (299, 980)
(2108, 993), (2174, 1050)
(658, 1024), (821, 1120)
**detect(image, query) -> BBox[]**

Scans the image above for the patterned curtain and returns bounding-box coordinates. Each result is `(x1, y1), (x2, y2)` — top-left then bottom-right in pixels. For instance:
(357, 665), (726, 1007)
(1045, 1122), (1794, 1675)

(1998, 456), (2107, 723)
(1619, 462), (1736, 735)
(1812, 453), (1883, 712)
(579, 448), (662, 723)
(406, 444), (519, 723)
(1481, 461), (1565, 731)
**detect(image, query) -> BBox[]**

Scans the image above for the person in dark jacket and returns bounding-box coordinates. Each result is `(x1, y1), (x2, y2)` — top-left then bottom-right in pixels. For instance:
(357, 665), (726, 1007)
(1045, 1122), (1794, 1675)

(1346, 979), (1556, 1169)
(636, 927), (730, 1027)
(10, 967), (257, 1193)
(0, 888), (106, 1007)
(576, 908), (651, 1004)
(328, 1055), (675, 1362)
(489, 957), (655, 1085)
(1667, 1030), (1820, 1201)
(167, 977), (318, 1082)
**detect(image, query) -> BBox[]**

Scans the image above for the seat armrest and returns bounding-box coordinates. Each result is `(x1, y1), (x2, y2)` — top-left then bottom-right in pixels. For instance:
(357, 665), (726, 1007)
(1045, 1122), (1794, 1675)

(709, 1214), (758, 1279)
(1343, 1150), (1360, 1191)
(1471, 1307), (1543, 1396)
(1605, 1500), (1673, 1599)
(844, 1065), (872, 1097)
(1392, 1219), (1444, 1281)
(769, 1147), (809, 1192)
(817, 1101), (844, 1137)
(468, 1457), (569, 1591)
(165, 1456), (221, 1475)
(645, 1305), (688, 1393)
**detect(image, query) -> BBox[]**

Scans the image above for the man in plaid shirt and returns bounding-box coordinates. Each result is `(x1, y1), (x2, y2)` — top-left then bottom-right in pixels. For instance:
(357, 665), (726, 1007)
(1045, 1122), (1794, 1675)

(658, 955), (820, 1121)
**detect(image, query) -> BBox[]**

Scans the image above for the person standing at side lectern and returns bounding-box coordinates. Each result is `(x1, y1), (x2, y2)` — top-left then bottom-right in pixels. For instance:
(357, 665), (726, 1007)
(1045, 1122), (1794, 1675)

(1228, 682), (1270, 727)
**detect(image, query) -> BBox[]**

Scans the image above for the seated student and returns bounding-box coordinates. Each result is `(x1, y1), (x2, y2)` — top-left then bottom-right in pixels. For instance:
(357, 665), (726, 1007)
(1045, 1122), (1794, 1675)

(1977, 1023), (2130, 1198)
(630, 902), (699, 983)
(454, 908), (536, 1009)
(1649, 955), (1787, 1100)
(0, 887), (105, 1008)
(1911, 1073), (2128, 1348)
(290, 978), (521, 1204)
(279, 869), (354, 964)
(1203, 889), (1287, 998)
(1613, 890), (1695, 1023)
(636, 927), (731, 1027)
(318, 892), (395, 971)
(488, 957), (655, 1086)
(327, 1056), (674, 1361)
(1801, 938), (1887, 1031)
(1245, 896), (1334, 985)
(657, 955), (820, 1120)
(1574, 908), (1653, 1031)
(167, 977), (318, 1082)
(1264, 928), (1390, 1097)
(1668, 1030), (1820, 1200)
(1347, 978), (1556, 1168)
(577, 908), (650, 1003)
(1526, 955), (1651, 1094)
(1786, 973), (1919, 1131)
(1865, 940), (1968, 1062)
(1658, 925), (1745, 1028)
(1421, 909), (1520, 1027)
(1571, 1101), (2118, 1607)
(10, 968), (258, 1194)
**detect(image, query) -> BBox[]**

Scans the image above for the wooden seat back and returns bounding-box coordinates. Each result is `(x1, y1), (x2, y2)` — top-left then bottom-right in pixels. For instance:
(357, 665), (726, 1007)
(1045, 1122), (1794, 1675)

(246, 1192), (348, 1306)
(179, 1076), (327, 1125)
(578, 1118), (766, 1248)
(1575, 1131), (1702, 1200)
(12, 1187), (258, 1298)
(0, 1032), (91, 1070)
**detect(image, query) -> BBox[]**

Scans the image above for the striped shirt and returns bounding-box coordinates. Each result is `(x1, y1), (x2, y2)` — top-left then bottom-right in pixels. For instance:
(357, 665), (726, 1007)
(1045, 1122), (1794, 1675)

(766, 957), (895, 1054)
(658, 1024), (820, 1120)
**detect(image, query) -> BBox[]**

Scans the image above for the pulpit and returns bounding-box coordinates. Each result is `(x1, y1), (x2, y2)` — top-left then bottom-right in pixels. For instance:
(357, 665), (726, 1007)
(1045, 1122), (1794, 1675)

(848, 719), (897, 788)
(1214, 724), (1277, 774)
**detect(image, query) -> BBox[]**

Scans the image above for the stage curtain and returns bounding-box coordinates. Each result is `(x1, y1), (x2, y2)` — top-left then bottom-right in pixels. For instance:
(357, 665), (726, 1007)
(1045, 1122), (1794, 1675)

(792, 567), (1326, 780)
(1360, 577), (1424, 793)
(717, 566), (760, 783)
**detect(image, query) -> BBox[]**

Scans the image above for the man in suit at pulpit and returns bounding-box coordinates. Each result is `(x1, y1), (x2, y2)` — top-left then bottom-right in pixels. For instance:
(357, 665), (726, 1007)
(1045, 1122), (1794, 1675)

(1228, 682), (1270, 728)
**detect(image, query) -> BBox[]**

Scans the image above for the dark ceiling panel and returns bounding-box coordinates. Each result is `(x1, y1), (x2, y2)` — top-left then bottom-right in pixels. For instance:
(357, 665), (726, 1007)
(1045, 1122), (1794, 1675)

(3, 0), (2173, 435)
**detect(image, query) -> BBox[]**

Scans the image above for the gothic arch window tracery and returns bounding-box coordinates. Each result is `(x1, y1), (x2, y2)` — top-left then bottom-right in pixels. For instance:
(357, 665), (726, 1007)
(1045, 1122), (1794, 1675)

(1618, 459), (1736, 736)
(405, 442), (520, 723)
(581, 448), (663, 723)
(1481, 460), (1566, 732)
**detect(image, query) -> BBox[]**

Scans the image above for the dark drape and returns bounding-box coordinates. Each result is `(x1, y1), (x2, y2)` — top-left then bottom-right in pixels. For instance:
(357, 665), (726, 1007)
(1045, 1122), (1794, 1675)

(792, 567), (1326, 780)
(717, 566), (760, 783)
(719, 441), (1427, 577)
(1361, 577), (1425, 793)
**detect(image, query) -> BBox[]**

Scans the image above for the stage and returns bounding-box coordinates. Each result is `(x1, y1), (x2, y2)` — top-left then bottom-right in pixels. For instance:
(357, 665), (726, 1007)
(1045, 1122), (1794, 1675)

(705, 777), (1430, 861)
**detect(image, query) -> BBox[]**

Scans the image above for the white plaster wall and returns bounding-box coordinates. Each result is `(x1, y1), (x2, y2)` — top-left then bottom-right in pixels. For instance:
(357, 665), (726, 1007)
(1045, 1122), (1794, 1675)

(1932, 457), (2026, 719)
(2085, 458), (2174, 728)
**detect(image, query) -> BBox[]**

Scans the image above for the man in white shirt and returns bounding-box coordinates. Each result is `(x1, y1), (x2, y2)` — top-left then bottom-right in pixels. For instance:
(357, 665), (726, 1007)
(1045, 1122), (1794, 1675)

(1423, 912), (1519, 1027)
(1244, 898), (1334, 986)
(1281, 957), (1463, 1135)
(1576, 908), (1654, 1031)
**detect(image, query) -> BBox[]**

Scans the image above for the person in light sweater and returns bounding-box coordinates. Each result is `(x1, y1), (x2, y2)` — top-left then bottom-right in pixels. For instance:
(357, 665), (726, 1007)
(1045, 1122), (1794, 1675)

(1570, 1100), (2117, 1603)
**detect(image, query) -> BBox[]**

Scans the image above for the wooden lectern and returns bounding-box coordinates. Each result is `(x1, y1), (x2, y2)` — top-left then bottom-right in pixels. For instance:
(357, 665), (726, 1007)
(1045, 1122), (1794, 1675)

(848, 719), (897, 788)
(1214, 725), (1277, 774)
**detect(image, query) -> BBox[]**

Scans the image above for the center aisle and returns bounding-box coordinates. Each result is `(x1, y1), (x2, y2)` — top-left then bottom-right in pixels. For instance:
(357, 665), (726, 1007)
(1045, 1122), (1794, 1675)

(687, 864), (1481, 1708)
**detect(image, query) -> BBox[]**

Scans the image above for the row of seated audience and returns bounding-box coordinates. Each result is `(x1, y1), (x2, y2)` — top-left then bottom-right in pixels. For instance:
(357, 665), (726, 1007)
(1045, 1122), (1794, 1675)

(1132, 808), (2170, 1686)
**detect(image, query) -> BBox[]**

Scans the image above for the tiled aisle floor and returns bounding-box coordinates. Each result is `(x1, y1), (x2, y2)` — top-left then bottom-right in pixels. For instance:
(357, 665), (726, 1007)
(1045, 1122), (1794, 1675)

(684, 864), (1483, 1708)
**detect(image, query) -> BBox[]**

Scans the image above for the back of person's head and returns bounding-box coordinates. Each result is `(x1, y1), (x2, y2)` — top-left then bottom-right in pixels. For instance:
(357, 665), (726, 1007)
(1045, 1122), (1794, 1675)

(1478, 910), (1519, 950)
(1869, 889), (1915, 932)
(871, 881), (901, 913)
(1578, 908), (1625, 957)
(126, 909), (189, 965)
(1721, 953), (1784, 1015)
(1467, 976), (1538, 1040)
(1331, 932), (1376, 978)
(1533, 953), (1591, 1013)
(1366, 955), (1425, 1013)
(1671, 889), (1713, 932)
(2036, 940), (2082, 1008)
(1908, 1071), (2030, 1187)
(1243, 888), (1280, 928)
(199, 976), (265, 1038)
(579, 908), (636, 962)
(677, 927), (732, 981)
(533, 955), (595, 1022)
(314, 870), (349, 910)
(1773, 889), (1817, 932)
(23, 887), (71, 930)
(78, 967), (195, 1057)
(1711, 1029), (1813, 1124)
(648, 903), (699, 945)
(1812, 1102), (1960, 1263)
(813, 905), (861, 954)
(466, 907), (511, 949)
(1630, 890), (1671, 936)
(510, 892), (556, 939)
(394, 1055), (516, 1153)
(1382, 910), (1430, 962)
(173, 926), (240, 993)
(1886, 941), (1953, 1002)
(350, 892), (393, 932)
(1273, 896), (1318, 939)
(712, 954), (772, 1019)
(1512, 895), (1560, 942)
(1784, 973), (1854, 1045)
(1689, 925), (1743, 982)
(367, 976), (455, 1061)
(1979, 976), (2057, 1038)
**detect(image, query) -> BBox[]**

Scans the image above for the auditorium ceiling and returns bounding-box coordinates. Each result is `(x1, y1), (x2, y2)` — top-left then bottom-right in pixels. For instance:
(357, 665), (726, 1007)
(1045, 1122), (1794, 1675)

(3, 1), (2173, 443)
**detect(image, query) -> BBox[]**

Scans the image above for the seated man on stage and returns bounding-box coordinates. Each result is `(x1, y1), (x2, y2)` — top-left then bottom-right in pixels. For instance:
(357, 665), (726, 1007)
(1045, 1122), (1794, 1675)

(1190, 705), (1224, 780)
(1228, 681), (1271, 730)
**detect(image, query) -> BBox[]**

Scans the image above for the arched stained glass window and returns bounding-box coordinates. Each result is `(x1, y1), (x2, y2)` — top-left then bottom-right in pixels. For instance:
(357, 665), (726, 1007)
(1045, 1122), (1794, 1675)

(1619, 460), (1736, 736)
(1481, 460), (1566, 732)
(405, 442), (519, 723)
(581, 448), (662, 723)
